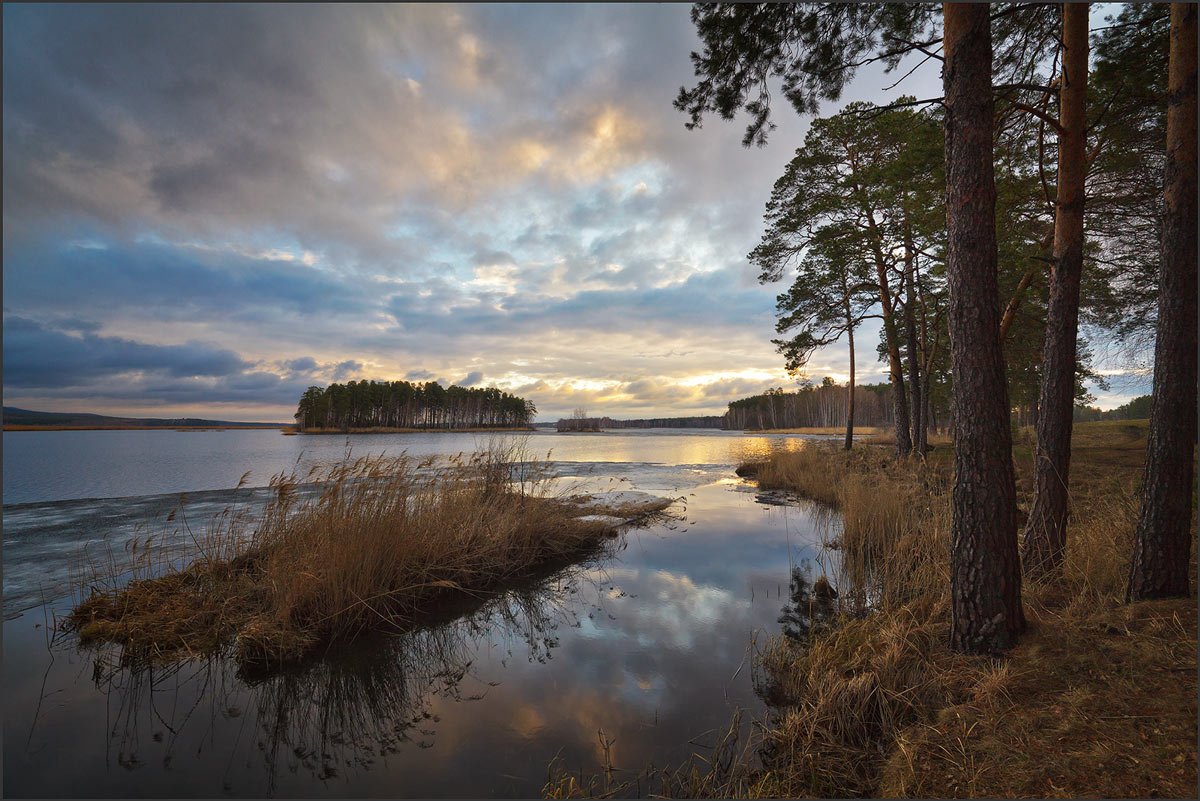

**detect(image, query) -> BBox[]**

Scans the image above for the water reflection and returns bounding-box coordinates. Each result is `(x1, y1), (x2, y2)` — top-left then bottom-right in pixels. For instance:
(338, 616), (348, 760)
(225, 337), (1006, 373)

(5, 448), (837, 798)
(78, 570), (591, 795)
(776, 564), (838, 644)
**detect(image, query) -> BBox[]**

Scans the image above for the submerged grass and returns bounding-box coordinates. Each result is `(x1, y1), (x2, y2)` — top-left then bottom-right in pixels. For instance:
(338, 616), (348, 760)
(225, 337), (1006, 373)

(66, 445), (670, 671)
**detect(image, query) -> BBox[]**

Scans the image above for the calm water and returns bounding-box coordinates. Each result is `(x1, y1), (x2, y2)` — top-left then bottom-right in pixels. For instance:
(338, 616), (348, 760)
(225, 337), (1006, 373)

(3, 429), (837, 797)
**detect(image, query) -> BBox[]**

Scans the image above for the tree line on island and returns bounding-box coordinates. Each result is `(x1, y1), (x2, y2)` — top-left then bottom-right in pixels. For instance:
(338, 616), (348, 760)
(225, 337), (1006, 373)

(295, 380), (536, 431)
(677, 2), (1195, 652)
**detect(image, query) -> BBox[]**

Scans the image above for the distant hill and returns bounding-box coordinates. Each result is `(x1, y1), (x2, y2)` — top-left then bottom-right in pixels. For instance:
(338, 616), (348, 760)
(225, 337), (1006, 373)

(2, 407), (289, 428)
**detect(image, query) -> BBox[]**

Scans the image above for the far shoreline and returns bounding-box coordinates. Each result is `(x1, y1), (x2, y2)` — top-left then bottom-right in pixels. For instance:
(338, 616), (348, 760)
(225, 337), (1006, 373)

(4, 424), (292, 432)
(296, 426), (538, 435)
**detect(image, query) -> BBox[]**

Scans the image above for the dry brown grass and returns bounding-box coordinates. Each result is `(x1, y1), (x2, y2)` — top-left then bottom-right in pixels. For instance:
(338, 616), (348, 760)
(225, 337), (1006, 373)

(67, 446), (670, 671)
(723, 422), (1196, 799)
(879, 599), (1196, 799)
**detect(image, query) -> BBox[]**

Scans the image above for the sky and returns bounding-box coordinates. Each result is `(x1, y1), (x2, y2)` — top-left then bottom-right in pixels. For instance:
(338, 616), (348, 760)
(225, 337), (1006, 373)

(2, 3), (1146, 422)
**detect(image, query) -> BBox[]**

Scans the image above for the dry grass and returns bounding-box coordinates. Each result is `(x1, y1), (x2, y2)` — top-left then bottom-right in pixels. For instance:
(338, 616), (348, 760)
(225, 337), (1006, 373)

(879, 599), (1196, 799)
(721, 422), (1197, 798)
(66, 446), (670, 671)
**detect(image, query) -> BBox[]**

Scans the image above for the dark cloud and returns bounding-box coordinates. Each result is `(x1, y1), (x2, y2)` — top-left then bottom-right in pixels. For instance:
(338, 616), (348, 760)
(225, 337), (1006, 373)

(332, 360), (363, 381)
(282, 356), (319, 374)
(458, 371), (484, 387)
(3, 317), (250, 389)
(3, 237), (368, 323)
(0, 318), (329, 412)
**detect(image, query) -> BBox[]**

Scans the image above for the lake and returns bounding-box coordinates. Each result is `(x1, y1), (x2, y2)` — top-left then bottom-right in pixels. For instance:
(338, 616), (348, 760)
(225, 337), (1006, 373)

(3, 428), (838, 797)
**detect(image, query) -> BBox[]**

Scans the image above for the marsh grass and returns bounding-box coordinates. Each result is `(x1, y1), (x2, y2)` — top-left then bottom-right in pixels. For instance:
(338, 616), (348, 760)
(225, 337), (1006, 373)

(66, 444), (671, 671)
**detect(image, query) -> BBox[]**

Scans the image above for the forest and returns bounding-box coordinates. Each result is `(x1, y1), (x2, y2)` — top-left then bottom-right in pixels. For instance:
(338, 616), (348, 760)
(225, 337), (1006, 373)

(725, 380), (923, 431)
(678, 0), (1194, 649)
(294, 380), (536, 431)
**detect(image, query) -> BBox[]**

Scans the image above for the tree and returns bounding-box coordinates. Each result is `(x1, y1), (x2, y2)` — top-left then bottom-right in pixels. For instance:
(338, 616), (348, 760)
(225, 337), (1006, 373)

(1083, 3), (1171, 357)
(762, 222), (873, 450)
(1022, 4), (1090, 579)
(1127, 2), (1197, 602)
(943, 3), (1025, 653)
(750, 103), (946, 457)
(676, 4), (939, 147)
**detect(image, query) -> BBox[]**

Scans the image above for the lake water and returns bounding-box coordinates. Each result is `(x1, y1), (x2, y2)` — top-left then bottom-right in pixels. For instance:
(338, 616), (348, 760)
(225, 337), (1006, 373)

(3, 429), (838, 797)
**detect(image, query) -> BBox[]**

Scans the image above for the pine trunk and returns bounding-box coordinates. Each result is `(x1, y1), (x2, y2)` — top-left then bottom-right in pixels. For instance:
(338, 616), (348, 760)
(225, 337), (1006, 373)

(866, 212), (913, 457)
(846, 317), (856, 451)
(1128, 2), (1198, 601)
(904, 240), (924, 456)
(943, 2), (1025, 654)
(1022, 3), (1088, 579)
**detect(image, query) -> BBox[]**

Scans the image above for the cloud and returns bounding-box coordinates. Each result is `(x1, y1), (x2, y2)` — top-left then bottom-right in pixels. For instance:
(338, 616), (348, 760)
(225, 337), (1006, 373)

(3, 317), (250, 388)
(282, 356), (319, 374)
(458, 370), (484, 387)
(332, 360), (363, 381)
(16, 4), (1119, 420)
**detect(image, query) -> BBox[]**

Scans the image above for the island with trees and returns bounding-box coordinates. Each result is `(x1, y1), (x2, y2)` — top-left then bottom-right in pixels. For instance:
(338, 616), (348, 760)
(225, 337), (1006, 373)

(293, 380), (537, 433)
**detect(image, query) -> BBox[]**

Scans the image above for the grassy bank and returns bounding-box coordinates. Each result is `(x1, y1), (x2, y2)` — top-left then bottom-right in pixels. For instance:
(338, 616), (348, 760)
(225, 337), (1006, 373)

(732, 420), (1196, 798)
(67, 449), (670, 671)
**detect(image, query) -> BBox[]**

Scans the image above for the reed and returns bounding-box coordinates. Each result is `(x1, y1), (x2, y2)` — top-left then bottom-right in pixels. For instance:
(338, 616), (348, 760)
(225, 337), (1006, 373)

(66, 444), (670, 670)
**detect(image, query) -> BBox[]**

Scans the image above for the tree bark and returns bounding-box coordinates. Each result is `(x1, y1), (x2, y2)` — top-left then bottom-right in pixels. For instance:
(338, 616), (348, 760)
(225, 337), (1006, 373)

(1022, 3), (1088, 579)
(943, 2), (1026, 654)
(904, 232), (924, 455)
(1128, 2), (1198, 601)
(846, 301), (856, 451)
(865, 220), (914, 458)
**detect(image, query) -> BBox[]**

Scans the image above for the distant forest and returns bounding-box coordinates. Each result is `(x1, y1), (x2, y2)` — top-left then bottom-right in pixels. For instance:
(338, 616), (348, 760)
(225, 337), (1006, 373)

(295, 380), (536, 430)
(1073, 394), (1153, 423)
(723, 384), (1152, 431)
(556, 415), (726, 431)
(724, 380), (934, 431)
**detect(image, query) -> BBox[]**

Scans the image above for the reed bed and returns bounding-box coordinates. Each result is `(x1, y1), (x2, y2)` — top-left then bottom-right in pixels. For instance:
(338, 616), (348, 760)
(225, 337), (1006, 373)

(66, 445), (670, 670)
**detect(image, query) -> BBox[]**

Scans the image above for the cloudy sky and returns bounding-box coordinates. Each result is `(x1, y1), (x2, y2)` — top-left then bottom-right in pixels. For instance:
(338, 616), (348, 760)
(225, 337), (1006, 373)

(3, 3), (1139, 422)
